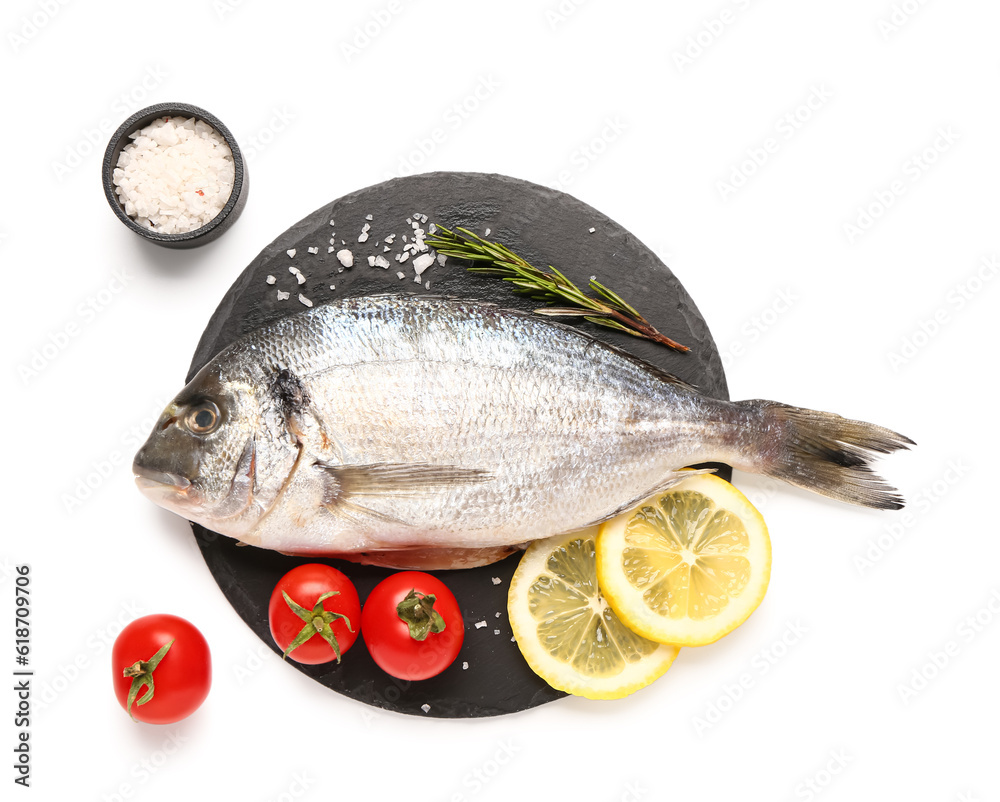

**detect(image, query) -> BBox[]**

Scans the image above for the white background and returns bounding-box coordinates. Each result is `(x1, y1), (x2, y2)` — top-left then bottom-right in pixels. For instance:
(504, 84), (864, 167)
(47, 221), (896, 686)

(3, 1), (998, 800)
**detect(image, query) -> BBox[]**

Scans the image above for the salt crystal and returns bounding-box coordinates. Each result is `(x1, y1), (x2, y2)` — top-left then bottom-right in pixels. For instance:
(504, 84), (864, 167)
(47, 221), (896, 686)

(365, 214), (373, 221)
(437, 253), (447, 266)
(589, 227), (596, 233)
(337, 249), (354, 268)
(328, 246), (336, 253)
(308, 246), (319, 254)
(358, 232), (369, 243)
(289, 266), (301, 276)
(413, 253), (435, 275)
(385, 234), (395, 244)
(428, 222), (437, 234)
(406, 218), (412, 225)
(399, 251), (410, 263)
(374, 255), (390, 269)
(329, 220), (335, 226)
(462, 662), (469, 670)
(495, 612), (501, 618)
(397, 272), (405, 280)
(491, 577), (501, 585)
(421, 704), (431, 714)
(367, 255), (376, 267)
(484, 228), (491, 236)
(296, 273), (306, 285)
(276, 290), (290, 300)
(286, 249), (296, 258)
(424, 281), (430, 290)
(475, 621), (487, 629)
(298, 294), (313, 307)
(362, 222), (371, 233)
(413, 275), (421, 283)
(493, 629), (500, 635)
(266, 275), (276, 285)
(329, 284), (336, 290)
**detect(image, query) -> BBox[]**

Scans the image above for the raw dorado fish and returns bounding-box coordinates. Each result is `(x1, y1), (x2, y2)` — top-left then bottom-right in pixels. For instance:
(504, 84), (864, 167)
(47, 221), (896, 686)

(133, 295), (911, 569)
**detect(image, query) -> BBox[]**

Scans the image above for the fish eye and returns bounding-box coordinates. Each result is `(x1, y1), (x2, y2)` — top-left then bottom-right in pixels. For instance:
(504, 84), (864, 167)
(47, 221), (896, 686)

(186, 402), (220, 435)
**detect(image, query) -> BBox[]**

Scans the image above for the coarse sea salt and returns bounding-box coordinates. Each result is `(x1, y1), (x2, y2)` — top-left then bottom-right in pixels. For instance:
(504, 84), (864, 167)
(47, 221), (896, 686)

(337, 249), (354, 268)
(112, 116), (235, 235)
(413, 253), (434, 275)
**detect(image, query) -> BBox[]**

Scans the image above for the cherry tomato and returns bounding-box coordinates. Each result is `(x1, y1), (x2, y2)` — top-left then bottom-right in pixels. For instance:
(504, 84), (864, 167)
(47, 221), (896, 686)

(112, 614), (211, 724)
(362, 571), (464, 681)
(268, 564), (361, 664)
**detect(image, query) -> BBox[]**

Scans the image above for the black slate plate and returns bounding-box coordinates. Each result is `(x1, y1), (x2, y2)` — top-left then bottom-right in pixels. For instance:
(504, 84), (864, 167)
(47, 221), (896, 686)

(189, 172), (729, 717)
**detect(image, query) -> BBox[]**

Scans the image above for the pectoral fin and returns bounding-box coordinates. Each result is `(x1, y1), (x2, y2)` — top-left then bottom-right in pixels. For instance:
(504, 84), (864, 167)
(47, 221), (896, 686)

(313, 461), (494, 523)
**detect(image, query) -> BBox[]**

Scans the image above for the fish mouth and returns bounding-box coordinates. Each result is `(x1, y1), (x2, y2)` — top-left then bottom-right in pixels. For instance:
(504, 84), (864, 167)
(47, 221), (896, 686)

(133, 464), (192, 494)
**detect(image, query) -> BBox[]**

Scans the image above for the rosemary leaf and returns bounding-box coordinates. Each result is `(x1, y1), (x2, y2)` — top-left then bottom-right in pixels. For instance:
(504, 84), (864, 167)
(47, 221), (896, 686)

(424, 225), (689, 353)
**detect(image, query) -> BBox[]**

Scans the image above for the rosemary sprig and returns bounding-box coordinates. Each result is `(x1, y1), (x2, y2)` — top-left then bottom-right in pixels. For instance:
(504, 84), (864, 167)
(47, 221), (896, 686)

(424, 225), (689, 352)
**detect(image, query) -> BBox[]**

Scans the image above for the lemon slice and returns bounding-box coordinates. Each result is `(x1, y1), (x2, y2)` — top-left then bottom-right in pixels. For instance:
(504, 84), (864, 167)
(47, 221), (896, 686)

(597, 472), (771, 647)
(508, 527), (679, 700)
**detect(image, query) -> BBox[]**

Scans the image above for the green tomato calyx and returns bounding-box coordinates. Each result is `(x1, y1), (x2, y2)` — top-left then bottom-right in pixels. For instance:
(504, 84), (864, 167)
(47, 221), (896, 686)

(396, 589), (447, 641)
(281, 590), (353, 662)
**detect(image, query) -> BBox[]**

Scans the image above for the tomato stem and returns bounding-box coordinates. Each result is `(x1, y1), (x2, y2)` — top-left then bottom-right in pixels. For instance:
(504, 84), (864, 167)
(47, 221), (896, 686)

(281, 590), (353, 662)
(123, 639), (175, 721)
(396, 590), (447, 641)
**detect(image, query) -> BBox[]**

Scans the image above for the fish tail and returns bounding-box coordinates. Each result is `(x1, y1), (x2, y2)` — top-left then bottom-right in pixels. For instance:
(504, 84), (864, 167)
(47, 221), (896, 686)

(733, 400), (914, 510)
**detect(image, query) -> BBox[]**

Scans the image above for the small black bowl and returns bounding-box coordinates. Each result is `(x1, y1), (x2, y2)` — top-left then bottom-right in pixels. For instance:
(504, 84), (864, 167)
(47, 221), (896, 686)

(102, 102), (248, 249)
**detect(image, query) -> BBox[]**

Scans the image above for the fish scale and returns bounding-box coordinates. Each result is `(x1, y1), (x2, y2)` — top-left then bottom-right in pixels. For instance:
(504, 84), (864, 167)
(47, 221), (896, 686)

(133, 294), (912, 569)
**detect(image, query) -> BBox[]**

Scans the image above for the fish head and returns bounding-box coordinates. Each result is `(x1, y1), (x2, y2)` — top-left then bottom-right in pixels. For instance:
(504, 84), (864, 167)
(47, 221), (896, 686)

(133, 364), (262, 525)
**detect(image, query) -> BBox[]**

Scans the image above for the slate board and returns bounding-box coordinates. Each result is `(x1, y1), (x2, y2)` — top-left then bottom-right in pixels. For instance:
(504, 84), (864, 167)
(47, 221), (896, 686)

(189, 172), (730, 717)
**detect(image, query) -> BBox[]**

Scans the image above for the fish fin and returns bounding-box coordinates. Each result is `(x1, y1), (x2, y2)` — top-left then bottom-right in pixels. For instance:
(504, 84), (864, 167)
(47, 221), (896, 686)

(587, 468), (717, 525)
(314, 461), (493, 498)
(327, 498), (408, 527)
(314, 462), (492, 523)
(735, 400), (914, 509)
